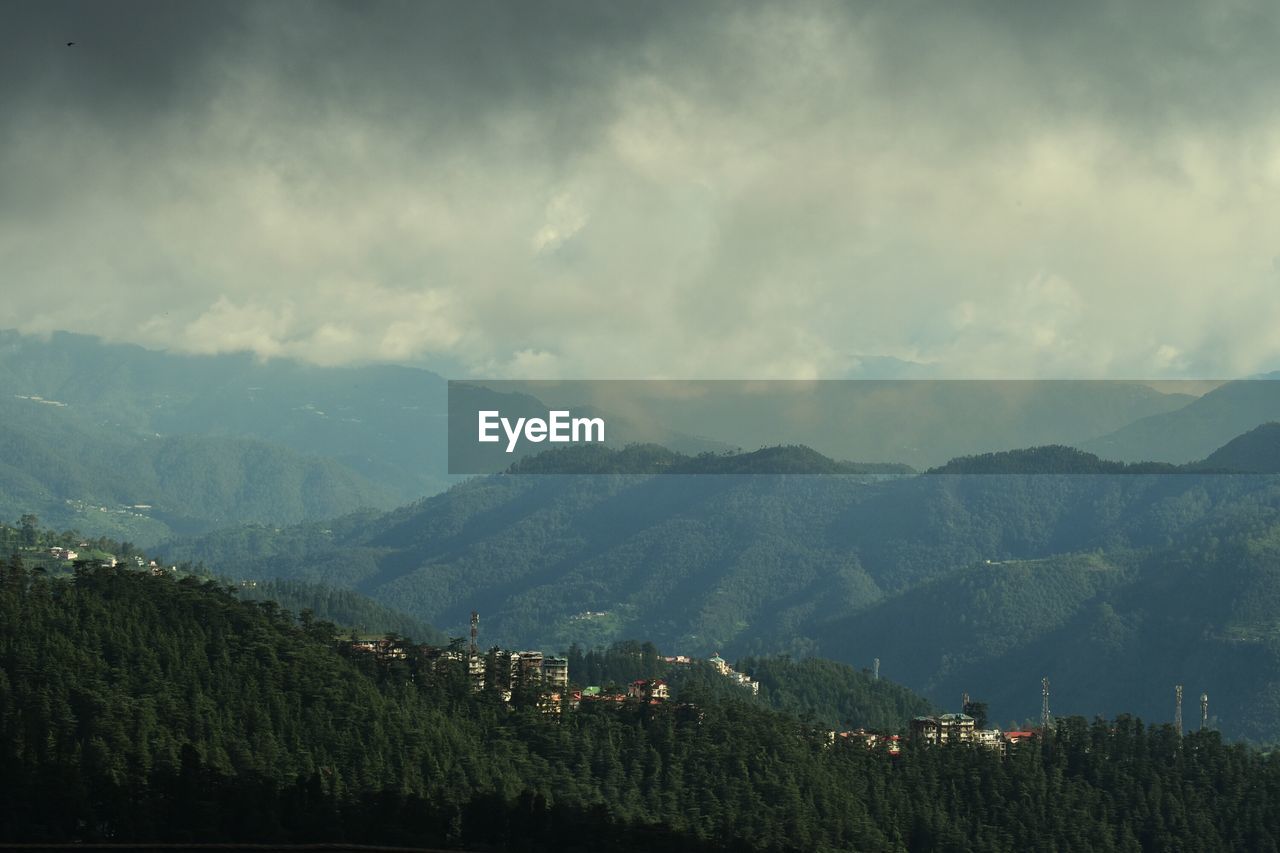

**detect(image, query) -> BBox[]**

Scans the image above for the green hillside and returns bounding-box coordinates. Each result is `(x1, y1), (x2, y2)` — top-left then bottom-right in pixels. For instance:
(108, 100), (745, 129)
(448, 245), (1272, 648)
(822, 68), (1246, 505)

(0, 396), (400, 544)
(162, 435), (1280, 740)
(0, 329), (455, 501)
(739, 655), (936, 730)
(1082, 378), (1280, 463)
(5, 560), (1280, 850)
(1194, 422), (1280, 473)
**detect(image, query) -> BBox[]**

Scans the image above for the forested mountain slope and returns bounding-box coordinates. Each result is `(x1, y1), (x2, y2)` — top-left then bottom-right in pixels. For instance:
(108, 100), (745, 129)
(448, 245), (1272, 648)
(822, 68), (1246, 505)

(0, 395), (399, 544)
(4, 561), (1280, 851)
(0, 329), (454, 502)
(164, 436), (1280, 740)
(1083, 377), (1280, 463)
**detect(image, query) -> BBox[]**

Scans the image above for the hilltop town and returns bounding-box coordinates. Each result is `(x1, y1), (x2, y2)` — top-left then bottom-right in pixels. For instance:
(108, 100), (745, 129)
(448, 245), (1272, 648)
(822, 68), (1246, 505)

(349, 611), (1052, 757)
(0, 519), (1133, 758)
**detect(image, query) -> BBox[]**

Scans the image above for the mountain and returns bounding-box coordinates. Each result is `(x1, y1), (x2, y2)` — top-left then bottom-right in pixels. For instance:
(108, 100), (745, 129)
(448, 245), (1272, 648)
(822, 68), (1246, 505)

(162, 432), (1280, 740)
(447, 383), (734, 474)
(0, 329), (455, 501)
(8, 561), (1278, 850)
(457, 378), (1197, 470)
(932, 430), (1280, 475)
(815, 522), (1280, 741)
(0, 331), (1208, 536)
(235, 577), (447, 644)
(0, 394), (399, 544)
(1082, 377), (1280, 463)
(739, 655), (935, 730)
(928, 445), (1178, 474)
(1192, 422), (1280, 473)
(0, 517), (446, 647)
(507, 443), (914, 475)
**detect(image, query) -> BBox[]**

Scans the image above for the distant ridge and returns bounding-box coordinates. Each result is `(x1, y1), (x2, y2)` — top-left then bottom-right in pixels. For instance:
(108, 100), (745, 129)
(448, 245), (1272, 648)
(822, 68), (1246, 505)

(165, 420), (1280, 740)
(1082, 377), (1280, 463)
(505, 443), (916, 475)
(928, 445), (1177, 474)
(1190, 422), (1280, 474)
(935, 426), (1280, 475)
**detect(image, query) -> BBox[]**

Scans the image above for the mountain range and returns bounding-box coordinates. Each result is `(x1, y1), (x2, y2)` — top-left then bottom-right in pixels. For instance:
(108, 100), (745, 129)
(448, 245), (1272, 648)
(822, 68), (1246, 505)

(15, 329), (1280, 738)
(164, 426), (1280, 740)
(0, 330), (456, 541)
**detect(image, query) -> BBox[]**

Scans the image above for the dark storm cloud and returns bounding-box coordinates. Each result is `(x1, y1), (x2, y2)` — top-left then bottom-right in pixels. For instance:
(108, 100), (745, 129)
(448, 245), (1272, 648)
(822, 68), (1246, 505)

(0, 0), (246, 127)
(3, 1), (711, 141)
(7, 0), (1279, 141)
(2, 0), (1280, 377)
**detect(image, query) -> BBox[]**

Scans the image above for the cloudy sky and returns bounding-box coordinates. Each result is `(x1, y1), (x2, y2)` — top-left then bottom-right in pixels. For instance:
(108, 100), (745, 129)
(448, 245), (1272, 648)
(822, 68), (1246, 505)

(4, 0), (1280, 379)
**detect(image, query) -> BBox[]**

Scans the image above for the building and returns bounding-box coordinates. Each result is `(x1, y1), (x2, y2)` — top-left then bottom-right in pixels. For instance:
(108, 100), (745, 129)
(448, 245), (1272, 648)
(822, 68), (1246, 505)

(707, 654), (759, 694)
(542, 656), (569, 689)
(515, 651), (544, 682)
(937, 713), (975, 744)
(537, 691), (565, 715)
(975, 728), (1004, 751)
(730, 670), (760, 695)
(832, 728), (880, 748)
(626, 678), (670, 703)
(468, 652), (486, 691)
(910, 716), (942, 745)
(911, 713), (977, 745)
(580, 686), (627, 704)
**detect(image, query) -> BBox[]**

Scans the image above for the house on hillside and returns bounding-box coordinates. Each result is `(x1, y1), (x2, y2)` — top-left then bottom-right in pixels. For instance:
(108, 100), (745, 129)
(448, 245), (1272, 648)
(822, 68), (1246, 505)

(975, 728), (1004, 751)
(911, 713), (977, 745)
(910, 716), (942, 745)
(542, 656), (569, 689)
(937, 713), (975, 744)
(627, 678), (670, 703)
(730, 670), (760, 695)
(1003, 730), (1037, 746)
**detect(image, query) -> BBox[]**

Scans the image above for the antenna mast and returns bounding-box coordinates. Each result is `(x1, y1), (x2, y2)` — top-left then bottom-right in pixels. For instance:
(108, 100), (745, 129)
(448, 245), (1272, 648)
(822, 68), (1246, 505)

(1041, 677), (1051, 729)
(1174, 684), (1184, 735)
(1200, 692), (1209, 731)
(469, 610), (479, 657)
(873, 658), (880, 681)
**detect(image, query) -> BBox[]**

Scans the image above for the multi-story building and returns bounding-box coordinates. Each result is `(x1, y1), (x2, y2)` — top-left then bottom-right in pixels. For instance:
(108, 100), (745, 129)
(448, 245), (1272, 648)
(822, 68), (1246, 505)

(937, 713), (975, 744)
(542, 656), (569, 689)
(468, 652), (486, 690)
(910, 715), (942, 745)
(515, 651), (544, 682)
(911, 713), (1002, 747)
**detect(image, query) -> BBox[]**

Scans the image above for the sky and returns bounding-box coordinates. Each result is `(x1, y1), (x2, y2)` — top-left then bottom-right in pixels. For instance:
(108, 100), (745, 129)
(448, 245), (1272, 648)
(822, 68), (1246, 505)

(3, 0), (1280, 379)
